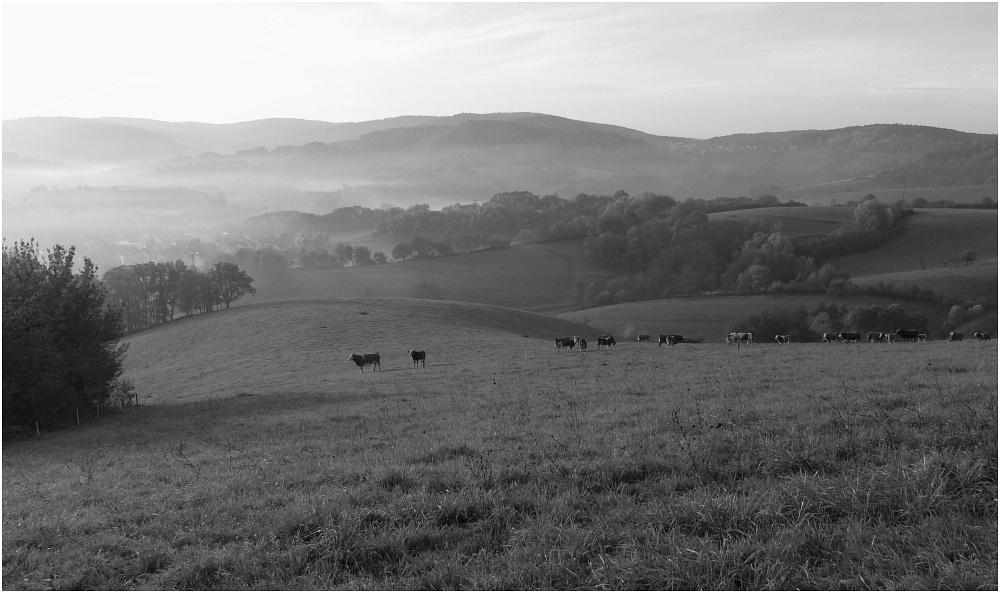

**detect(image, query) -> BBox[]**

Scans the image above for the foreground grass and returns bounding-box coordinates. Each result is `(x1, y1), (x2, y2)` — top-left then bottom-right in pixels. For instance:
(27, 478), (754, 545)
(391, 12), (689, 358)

(3, 341), (997, 589)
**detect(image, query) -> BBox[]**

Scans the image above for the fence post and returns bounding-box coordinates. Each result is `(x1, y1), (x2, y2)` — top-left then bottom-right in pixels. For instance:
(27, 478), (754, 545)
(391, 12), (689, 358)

(36, 422), (40, 437)
(77, 409), (80, 426)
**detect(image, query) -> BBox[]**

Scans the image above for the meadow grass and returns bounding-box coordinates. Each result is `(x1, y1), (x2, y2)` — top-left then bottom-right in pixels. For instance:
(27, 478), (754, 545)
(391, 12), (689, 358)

(3, 339), (997, 590)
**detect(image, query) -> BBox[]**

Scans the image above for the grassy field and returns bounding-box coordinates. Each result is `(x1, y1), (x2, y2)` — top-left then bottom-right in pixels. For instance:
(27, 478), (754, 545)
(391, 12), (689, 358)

(781, 183), (998, 206)
(3, 298), (997, 589)
(707, 206), (856, 236)
(559, 294), (951, 343)
(252, 239), (609, 313)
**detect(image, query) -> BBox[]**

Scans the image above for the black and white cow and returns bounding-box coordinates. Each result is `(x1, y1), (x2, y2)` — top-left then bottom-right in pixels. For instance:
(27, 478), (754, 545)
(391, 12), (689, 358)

(735, 332), (753, 346)
(597, 335), (616, 349)
(349, 352), (381, 372)
(822, 332), (837, 343)
(659, 334), (684, 347)
(774, 335), (790, 344)
(895, 329), (920, 343)
(838, 332), (861, 343)
(948, 332), (964, 341)
(917, 333), (927, 342)
(578, 337), (588, 351)
(727, 332), (737, 344)
(974, 332), (992, 340)
(554, 336), (578, 351)
(866, 332), (883, 343)
(637, 334), (650, 342)
(408, 350), (426, 367)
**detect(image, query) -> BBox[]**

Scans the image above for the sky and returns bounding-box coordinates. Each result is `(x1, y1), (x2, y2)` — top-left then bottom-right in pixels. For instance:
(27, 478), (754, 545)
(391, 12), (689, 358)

(2, 2), (997, 139)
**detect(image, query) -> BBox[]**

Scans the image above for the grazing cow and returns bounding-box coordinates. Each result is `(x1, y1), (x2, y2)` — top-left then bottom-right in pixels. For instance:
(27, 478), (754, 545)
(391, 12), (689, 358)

(408, 350), (426, 367)
(949, 332), (964, 342)
(349, 352), (381, 372)
(637, 334), (650, 342)
(866, 332), (883, 343)
(578, 338), (588, 351)
(659, 334), (684, 347)
(895, 329), (920, 343)
(554, 336), (578, 351)
(726, 332), (737, 344)
(774, 335), (790, 344)
(838, 332), (861, 343)
(974, 332), (992, 340)
(597, 335), (616, 349)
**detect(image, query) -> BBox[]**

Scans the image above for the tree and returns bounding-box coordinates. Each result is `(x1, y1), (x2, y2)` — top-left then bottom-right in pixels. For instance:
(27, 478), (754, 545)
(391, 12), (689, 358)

(352, 245), (372, 267)
(391, 243), (414, 262)
(210, 262), (256, 309)
(372, 251), (387, 265)
(3, 240), (127, 430)
(958, 250), (977, 265)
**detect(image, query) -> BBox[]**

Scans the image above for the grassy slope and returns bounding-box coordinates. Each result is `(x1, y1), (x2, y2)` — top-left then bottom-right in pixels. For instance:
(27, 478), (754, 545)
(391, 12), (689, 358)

(254, 239), (606, 313)
(120, 298), (603, 405)
(4, 305), (996, 590)
(558, 294), (950, 342)
(829, 209), (997, 300)
(707, 206), (856, 236)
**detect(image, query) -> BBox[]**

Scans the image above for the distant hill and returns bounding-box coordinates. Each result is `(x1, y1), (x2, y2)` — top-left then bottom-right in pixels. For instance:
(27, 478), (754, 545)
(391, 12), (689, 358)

(3, 114), (995, 202)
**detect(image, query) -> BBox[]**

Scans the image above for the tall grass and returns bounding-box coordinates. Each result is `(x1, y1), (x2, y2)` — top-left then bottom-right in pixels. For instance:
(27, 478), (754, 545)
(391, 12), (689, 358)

(3, 341), (996, 589)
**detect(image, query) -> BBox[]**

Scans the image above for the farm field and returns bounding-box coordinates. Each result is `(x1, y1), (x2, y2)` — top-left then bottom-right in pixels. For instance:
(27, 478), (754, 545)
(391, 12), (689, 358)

(707, 206), (855, 236)
(252, 239), (608, 313)
(559, 294), (951, 343)
(3, 298), (997, 589)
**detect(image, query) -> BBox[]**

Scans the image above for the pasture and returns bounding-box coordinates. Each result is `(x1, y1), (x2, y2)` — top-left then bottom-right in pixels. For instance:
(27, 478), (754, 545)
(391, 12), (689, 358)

(559, 294), (951, 343)
(3, 298), (996, 589)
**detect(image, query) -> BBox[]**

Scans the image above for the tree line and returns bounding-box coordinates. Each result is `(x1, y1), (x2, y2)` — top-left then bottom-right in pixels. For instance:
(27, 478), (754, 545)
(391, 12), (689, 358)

(102, 260), (256, 334)
(727, 302), (931, 343)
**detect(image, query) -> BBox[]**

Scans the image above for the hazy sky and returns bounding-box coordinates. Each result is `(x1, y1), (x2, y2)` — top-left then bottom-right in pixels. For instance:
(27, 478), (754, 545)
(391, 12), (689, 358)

(3, 2), (997, 138)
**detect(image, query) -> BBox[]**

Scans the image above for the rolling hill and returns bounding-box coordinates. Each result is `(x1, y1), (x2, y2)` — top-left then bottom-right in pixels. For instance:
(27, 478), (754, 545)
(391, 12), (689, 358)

(4, 115), (995, 203)
(120, 298), (603, 405)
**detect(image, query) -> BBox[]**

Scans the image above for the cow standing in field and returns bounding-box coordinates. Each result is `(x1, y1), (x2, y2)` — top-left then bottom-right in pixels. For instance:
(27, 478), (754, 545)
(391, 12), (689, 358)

(554, 336), (578, 351)
(659, 334), (684, 347)
(838, 332), (861, 343)
(949, 332), (964, 341)
(774, 335), (790, 344)
(735, 332), (753, 347)
(974, 332), (992, 340)
(866, 332), (882, 343)
(637, 334), (650, 342)
(917, 333), (927, 341)
(727, 332), (737, 344)
(597, 335), (616, 349)
(895, 329), (920, 343)
(408, 350), (426, 367)
(349, 352), (381, 372)
(578, 338), (588, 351)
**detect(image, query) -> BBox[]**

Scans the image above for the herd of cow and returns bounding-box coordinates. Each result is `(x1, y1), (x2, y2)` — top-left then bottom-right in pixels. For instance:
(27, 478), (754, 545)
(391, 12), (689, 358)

(348, 329), (991, 372)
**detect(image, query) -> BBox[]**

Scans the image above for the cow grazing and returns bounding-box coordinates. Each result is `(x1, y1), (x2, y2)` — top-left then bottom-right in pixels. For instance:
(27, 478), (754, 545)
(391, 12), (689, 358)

(838, 332), (861, 343)
(949, 332), (964, 342)
(774, 335), (790, 344)
(349, 352), (381, 372)
(554, 336), (577, 351)
(659, 334), (684, 347)
(895, 329), (919, 343)
(408, 350), (426, 367)
(975, 332), (992, 340)
(726, 332), (737, 344)
(597, 335), (616, 349)
(637, 334), (650, 342)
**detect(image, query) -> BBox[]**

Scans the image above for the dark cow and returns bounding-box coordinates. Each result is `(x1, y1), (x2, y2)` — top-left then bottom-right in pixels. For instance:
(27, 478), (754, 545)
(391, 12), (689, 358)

(917, 333), (927, 342)
(774, 334), (790, 344)
(895, 329), (920, 343)
(735, 332), (753, 347)
(948, 332), (964, 342)
(637, 334), (650, 342)
(578, 338), (588, 351)
(866, 332), (881, 343)
(822, 332), (836, 343)
(597, 335), (616, 349)
(659, 334), (684, 347)
(349, 352), (381, 372)
(974, 332), (992, 340)
(554, 336), (577, 351)
(408, 350), (426, 367)
(838, 332), (861, 343)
